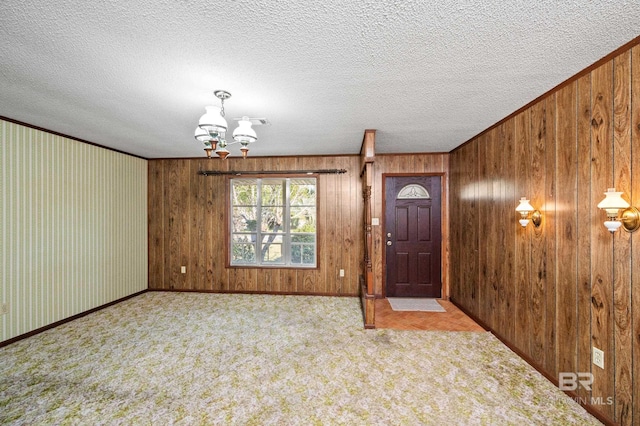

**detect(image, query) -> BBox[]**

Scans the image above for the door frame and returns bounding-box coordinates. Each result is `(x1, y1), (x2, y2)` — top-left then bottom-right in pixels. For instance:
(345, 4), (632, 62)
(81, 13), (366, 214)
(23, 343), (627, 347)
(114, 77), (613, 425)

(381, 172), (448, 299)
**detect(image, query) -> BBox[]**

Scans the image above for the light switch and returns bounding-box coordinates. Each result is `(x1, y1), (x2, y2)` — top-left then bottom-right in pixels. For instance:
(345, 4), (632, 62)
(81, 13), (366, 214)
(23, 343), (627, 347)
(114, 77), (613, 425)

(181, 266), (186, 274)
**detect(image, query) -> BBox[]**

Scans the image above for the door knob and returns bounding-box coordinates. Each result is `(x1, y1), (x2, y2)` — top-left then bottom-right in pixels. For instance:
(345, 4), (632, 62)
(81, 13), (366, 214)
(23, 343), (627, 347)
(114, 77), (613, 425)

(387, 241), (392, 246)
(387, 233), (392, 237)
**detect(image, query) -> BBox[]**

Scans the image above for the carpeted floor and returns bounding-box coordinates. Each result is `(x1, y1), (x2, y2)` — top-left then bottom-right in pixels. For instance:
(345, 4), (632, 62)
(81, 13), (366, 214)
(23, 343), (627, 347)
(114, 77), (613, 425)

(0, 292), (600, 425)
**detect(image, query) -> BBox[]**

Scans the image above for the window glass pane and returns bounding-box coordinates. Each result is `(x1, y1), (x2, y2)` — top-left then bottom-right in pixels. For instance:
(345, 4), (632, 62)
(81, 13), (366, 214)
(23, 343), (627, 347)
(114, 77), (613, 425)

(261, 180), (285, 206)
(261, 207), (284, 232)
(302, 246), (315, 264)
(261, 234), (284, 263)
(291, 234), (315, 243)
(232, 206), (258, 232)
(233, 234), (256, 243)
(292, 243), (315, 265)
(290, 207), (316, 233)
(397, 184), (430, 200)
(232, 179), (258, 205)
(291, 244), (302, 264)
(290, 179), (316, 206)
(232, 242), (256, 264)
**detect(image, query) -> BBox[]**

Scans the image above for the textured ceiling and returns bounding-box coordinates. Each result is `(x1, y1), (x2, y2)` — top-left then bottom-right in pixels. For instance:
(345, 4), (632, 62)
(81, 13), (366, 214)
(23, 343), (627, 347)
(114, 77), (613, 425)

(1, 1), (639, 159)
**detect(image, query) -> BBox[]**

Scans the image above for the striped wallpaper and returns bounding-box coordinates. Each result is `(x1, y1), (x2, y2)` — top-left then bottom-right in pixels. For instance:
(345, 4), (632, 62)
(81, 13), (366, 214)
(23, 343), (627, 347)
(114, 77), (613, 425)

(1, 119), (148, 343)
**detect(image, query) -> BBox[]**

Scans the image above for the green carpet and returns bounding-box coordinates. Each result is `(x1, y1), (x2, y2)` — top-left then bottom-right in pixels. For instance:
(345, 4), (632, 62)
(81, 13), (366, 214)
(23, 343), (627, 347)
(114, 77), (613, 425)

(0, 292), (600, 425)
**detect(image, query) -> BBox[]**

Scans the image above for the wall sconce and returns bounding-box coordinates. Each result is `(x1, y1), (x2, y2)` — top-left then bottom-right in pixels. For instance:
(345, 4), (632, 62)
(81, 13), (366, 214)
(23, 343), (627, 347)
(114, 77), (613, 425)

(515, 197), (541, 228)
(596, 188), (640, 233)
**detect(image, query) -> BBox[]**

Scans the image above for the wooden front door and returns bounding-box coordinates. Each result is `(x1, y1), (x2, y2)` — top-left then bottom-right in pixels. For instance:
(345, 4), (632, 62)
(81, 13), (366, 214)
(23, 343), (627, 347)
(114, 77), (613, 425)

(385, 176), (442, 298)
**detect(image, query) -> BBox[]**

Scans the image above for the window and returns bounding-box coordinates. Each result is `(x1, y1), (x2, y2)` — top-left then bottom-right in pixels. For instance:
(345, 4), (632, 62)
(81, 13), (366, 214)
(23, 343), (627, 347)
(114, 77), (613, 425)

(397, 184), (430, 199)
(230, 177), (317, 267)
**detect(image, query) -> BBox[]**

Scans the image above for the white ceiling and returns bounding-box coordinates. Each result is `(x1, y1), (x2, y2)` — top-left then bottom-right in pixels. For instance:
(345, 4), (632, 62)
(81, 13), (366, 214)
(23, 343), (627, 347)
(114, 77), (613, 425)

(1, 1), (639, 159)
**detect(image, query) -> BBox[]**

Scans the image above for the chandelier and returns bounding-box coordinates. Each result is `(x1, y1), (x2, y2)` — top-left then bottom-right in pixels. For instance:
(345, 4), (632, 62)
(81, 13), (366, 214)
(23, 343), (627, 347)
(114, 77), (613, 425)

(194, 90), (257, 159)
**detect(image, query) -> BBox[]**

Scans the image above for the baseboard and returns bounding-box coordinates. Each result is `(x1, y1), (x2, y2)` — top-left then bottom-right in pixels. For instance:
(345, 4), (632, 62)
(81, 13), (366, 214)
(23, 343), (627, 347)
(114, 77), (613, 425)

(149, 288), (359, 297)
(0, 289), (149, 348)
(449, 297), (615, 426)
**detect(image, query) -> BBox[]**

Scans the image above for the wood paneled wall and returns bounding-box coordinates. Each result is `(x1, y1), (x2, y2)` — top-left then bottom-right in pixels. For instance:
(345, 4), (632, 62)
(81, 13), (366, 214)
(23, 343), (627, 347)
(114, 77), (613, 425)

(371, 154), (449, 297)
(449, 43), (640, 425)
(148, 156), (363, 295)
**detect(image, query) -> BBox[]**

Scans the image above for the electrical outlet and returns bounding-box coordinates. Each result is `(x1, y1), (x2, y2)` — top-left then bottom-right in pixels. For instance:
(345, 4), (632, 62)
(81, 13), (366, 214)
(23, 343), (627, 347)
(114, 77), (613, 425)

(593, 347), (604, 369)
(181, 266), (186, 274)
(339, 269), (345, 277)
(0, 303), (7, 315)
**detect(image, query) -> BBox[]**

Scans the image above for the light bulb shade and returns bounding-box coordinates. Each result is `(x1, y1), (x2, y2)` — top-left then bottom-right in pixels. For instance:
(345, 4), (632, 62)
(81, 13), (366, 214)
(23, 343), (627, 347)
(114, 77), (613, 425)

(597, 188), (629, 216)
(194, 126), (211, 143)
(519, 219), (530, 227)
(199, 106), (228, 136)
(604, 220), (623, 233)
(515, 197), (534, 213)
(233, 117), (257, 144)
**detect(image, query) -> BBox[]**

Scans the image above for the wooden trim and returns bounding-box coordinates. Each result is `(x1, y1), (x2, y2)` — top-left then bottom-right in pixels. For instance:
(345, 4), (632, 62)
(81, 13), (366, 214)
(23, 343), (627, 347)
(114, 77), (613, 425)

(225, 175), (231, 269)
(359, 130), (376, 327)
(0, 290), (149, 348)
(0, 115), (148, 160)
(225, 265), (320, 270)
(360, 275), (376, 328)
(376, 151), (450, 157)
(360, 129), (376, 169)
(153, 154), (361, 161)
(362, 163), (374, 297)
(150, 288), (359, 297)
(199, 170), (346, 176)
(450, 297), (615, 426)
(451, 35), (640, 154)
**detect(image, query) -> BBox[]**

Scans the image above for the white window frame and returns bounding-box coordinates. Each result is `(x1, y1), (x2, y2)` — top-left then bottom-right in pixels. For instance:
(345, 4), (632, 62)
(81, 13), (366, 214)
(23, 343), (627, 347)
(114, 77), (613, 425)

(229, 177), (317, 268)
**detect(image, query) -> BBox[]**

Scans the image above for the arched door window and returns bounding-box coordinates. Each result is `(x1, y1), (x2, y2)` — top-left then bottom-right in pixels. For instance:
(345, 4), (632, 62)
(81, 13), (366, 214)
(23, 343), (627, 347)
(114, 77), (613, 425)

(397, 184), (430, 200)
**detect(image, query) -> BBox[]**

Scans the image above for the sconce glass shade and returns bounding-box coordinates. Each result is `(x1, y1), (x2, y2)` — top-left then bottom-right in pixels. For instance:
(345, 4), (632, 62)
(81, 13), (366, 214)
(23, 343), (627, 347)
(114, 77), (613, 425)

(597, 188), (629, 216)
(515, 197), (534, 214)
(233, 116), (258, 145)
(198, 105), (228, 136)
(604, 220), (623, 233)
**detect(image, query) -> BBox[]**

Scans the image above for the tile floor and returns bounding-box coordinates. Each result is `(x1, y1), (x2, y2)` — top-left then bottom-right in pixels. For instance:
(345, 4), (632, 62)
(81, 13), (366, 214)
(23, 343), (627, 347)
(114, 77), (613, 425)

(374, 298), (486, 331)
